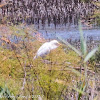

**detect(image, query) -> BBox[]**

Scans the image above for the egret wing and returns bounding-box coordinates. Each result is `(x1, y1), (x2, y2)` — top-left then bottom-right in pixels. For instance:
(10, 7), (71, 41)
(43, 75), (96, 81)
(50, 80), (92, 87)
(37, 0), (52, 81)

(37, 43), (50, 57)
(37, 42), (49, 53)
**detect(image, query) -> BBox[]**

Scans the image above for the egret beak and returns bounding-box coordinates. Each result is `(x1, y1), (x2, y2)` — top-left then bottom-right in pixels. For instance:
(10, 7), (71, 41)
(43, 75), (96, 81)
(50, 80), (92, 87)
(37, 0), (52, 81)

(58, 43), (61, 46)
(56, 42), (61, 46)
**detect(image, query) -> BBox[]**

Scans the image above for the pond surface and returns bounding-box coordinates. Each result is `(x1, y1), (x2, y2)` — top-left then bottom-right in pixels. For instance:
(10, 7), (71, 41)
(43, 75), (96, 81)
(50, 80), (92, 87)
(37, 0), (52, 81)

(35, 24), (100, 41)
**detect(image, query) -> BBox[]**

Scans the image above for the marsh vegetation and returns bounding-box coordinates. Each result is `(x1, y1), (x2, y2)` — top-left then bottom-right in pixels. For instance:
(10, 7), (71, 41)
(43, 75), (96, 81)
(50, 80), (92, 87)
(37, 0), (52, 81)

(0, 0), (100, 100)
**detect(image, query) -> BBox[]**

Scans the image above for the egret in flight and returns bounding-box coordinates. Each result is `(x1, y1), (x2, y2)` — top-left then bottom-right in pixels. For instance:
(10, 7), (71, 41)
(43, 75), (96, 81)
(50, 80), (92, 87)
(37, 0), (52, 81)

(34, 40), (61, 59)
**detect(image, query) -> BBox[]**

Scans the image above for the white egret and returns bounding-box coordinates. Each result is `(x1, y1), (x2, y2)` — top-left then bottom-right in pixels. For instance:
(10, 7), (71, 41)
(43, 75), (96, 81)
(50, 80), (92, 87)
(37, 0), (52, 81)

(34, 40), (61, 59)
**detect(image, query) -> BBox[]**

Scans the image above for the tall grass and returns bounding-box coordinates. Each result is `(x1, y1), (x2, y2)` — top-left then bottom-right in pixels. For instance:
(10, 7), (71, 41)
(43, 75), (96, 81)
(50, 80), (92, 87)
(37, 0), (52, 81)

(57, 21), (98, 100)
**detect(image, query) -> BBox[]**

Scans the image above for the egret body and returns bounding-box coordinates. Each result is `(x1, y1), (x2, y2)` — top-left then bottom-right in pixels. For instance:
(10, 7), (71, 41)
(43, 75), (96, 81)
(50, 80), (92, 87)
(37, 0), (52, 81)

(34, 40), (60, 59)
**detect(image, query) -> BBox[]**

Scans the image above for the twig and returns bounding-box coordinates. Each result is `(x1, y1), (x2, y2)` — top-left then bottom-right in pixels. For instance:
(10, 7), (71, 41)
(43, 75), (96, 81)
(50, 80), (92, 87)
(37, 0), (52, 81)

(21, 62), (27, 90)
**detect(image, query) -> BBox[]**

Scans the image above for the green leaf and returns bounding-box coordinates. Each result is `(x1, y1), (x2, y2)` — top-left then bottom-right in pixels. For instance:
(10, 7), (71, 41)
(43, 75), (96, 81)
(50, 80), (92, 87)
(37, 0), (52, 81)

(78, 21), (87, 56)
(72, 87), (85, 95)
(0, 88), (5, 97)
(84, 47), (98, 63)
(57, 35), (82, 56)
(65, 67), (84, 77)
(78, 84), (86, 100)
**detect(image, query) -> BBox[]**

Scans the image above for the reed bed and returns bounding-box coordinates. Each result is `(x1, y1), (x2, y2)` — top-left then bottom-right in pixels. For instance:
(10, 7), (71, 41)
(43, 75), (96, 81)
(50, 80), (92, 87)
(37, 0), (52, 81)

(0, 0), (97, 26)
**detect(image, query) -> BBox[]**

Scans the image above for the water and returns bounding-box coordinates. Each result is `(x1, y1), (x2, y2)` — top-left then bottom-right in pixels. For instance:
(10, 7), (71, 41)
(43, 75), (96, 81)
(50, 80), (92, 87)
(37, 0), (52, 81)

(35, 24), (100, 41)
